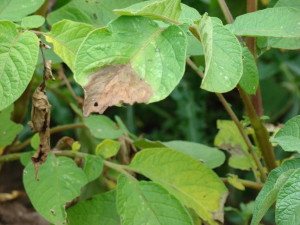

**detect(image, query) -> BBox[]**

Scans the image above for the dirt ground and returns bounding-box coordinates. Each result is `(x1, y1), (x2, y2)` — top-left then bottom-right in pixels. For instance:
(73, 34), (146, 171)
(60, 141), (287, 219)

(0, 161), (48, 225)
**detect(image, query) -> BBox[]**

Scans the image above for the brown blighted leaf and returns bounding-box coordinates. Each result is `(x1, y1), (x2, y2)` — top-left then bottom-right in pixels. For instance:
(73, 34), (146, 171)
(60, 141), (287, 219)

(213, 192), (228, 223)
(219, 143), (244, 156)
(45, 60), (55, 81)
(29, 85), (51, 179)
(30, 86), (51, 132)
(83, 64), (153, 116)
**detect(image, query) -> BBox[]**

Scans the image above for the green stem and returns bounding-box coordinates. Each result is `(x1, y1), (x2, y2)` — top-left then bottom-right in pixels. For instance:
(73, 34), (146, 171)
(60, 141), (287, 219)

(218, 0), (264, 116)
(217, 0), (234, 23)
(0, 150), (136, 180)
(238, 87), (277, 171)
(216, 0), (276, 172)
(8, 123), (86, 152)
(186, 59), (266, 181)
(54, 150), (136, 180)
(246, 0), (264, 116)
(221, 177), (263, 190)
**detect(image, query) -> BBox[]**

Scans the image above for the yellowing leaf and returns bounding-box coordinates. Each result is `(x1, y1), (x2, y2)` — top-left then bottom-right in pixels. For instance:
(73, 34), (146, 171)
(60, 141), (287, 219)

(130, 148), (228, 225)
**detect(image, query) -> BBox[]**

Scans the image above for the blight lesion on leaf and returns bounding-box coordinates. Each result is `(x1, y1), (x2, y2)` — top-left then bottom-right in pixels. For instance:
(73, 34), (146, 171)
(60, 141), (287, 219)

(83, 64), (153, 116)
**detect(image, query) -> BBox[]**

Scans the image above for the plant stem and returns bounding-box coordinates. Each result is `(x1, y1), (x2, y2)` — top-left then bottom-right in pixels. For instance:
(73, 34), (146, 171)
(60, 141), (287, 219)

(216, 0), (276, 172)
(8, 123), (86, 152)
(186, 59), (266, 181)
(217, 0), (234, 23)
(238, 87), (277, 171)
(218, 0), (264, 116)
(56, 64), (83, 105)
(221, 177), (263, 190)
(0, 150), (136, 180)
(0, 153), (23, 162)
(246, 0), (264, 116)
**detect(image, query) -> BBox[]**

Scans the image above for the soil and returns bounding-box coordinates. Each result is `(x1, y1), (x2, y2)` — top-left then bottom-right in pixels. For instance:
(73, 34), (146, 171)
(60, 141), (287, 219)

(0, 161), (48, 225)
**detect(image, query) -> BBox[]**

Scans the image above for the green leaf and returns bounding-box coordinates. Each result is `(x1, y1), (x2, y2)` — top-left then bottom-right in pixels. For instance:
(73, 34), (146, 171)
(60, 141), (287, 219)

(30, 133), (40, 149)
(23, 154), (88, 224)
(0, 21), (39, 110)
(214, 120), (247, 153)
(198, 14), (243, 93)
(178, 3), (201, 24)
(21, 15), (45, 29)
(84, 115), (123, 139)
(266, 2), (300, 50)
(228, 154), (252, 171)
(130, 148), (228, 225)
(47, 0), (141, 26)
(0, 0), (45, 21)
(276, 168), (300, 225)
(67, 190), (120, 225)
(271, 115), (300, 152)
(267, 37), (300, 50)
(163, 140), (225, 169)
(214, 120), (253, 171)
(133, 139), (165, 149)
(74, 16), (187, 113)
(20, 151), (34, 166)
(95, 139), (121, 159)
(251, 158), (300, 225)
(117, 175), (193, 225)
(275, 0), (300, 8)
(83, 155), (103, 182)
(114, 0), (181, 21)
(186, 34), (203, 56)
(239, 47), (259, 95)
(230, 7), (300, 38)
(0, 105), (23, 147)
(45, 20), (94, 71)
(71, 141), (81, 152)
(227, 174), (245, 191)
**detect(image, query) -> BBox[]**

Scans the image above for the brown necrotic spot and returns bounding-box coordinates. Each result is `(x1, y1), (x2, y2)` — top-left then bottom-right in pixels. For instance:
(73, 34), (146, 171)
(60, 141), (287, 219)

(83, 64), (153, 116)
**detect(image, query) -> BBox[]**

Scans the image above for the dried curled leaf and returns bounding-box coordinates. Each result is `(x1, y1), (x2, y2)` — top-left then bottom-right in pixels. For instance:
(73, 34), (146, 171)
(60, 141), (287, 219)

(29, 86), (51, 178)
(83, 64), (153, 116)
(45, 60), (55, 80)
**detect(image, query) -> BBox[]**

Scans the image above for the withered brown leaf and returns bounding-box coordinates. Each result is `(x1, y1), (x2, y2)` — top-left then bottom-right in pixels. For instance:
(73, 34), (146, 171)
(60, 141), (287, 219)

(29, 86), (51, 179)
(83, 64), (153, 116)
